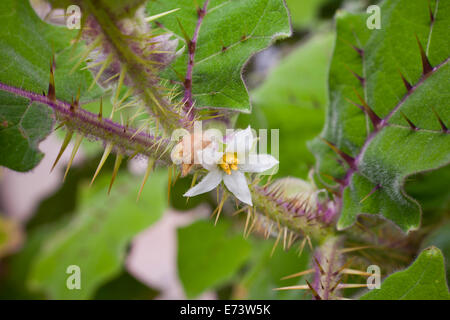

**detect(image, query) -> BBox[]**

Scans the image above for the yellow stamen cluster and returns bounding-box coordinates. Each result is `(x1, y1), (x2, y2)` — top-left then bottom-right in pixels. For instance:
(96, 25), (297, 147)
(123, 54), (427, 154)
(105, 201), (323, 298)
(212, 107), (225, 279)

(220, 152), (239, 175)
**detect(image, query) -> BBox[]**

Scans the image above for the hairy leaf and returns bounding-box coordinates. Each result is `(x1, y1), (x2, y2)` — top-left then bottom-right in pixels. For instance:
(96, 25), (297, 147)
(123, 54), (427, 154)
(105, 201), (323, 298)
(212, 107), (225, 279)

(28, 170), (167, 299)
(361, 247), (450, 300)
(0, 0), (103, 171)
(239, 33), (333, 178)
(147, 0), (291, 112)
(310, 0), (450, 232)
(177, 219), (251, 298)
(0, 91), (53, 171)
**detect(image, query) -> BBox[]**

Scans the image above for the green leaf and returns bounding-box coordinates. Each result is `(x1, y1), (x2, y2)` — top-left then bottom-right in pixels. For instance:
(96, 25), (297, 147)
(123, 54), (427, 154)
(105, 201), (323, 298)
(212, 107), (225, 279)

(28, 170), (168, 299)
(240, 239), (311, 299)
(177, 219), (251, 298)
(0, 91), (53, 171)
(361, 247), (450, 300)
(0, 215), (22, 259)
(147, 0), (291, 112)
(310, 0), (450, 232)
(238, 33), (333, 178)
(0, 0), (104, 171)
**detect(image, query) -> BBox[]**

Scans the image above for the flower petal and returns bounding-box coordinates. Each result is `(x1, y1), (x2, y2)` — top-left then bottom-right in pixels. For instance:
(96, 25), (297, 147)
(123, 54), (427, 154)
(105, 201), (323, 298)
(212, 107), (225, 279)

(196, 145), (223, 171)
(226, 126), (254, 155)
(223, 171), (253, 206)
(239, 154), (279, 173)
(184, 170), (223, 197)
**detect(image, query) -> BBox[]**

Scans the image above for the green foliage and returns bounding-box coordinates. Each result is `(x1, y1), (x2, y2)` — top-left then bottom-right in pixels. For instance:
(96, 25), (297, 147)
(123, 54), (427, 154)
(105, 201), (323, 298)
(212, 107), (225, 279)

(0, 92), (53, 171)
(177, 219), (251, 298)
(0, 0), (103, 171)
(240, 240), (311, 299)
(361, 247), (450, 300)
(28, 170), (168, 299)
(147, 0), (291, 112)
(422, 222), (450, 283)
(310, 0), (450, 232)
(239, 33), (333, 178)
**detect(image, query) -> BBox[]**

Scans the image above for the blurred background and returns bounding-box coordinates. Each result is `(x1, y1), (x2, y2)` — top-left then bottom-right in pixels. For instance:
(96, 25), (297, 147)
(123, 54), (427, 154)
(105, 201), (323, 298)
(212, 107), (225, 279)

(1, 0), (448, 300)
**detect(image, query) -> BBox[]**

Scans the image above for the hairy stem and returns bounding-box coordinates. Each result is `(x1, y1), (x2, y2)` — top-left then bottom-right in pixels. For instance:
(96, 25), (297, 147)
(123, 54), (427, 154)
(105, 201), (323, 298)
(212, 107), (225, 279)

(0, 82), (172, 162)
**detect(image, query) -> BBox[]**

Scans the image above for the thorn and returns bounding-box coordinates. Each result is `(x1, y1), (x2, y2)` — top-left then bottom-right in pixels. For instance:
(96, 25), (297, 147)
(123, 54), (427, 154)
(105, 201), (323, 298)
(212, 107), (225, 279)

(145, 8), (180, 22)
(337, 283), (369, 289)
(88, 54), (113, 91)
(98, 97), (103, 120)
(51, 130), (73, 172)
(428, 0), (435, 23)
(108, 153), (123, 195)
(431, 107), (448, 132)
(306, 280), (322, 300)
(63, 133), (84, 181)
(281, 268), (315, 281)
(137, 158), (154, 201)
(214, 193), (228, 226)
(398, 70), (413, 92)
(400, 112), (418, 130)
(343, 64), (365, 86)
(359, 184), (381, 203)
(176, 18), (191, 44)
(314, 257), (326, 276)
(90, 143), (113, 186)
(274, 285), (310, 291)
(167, 165), (173, 205)
(415, 35), (433, 75)
(340, 268), (372, 277)
(48, 61), (56, 101)
(53, 121), (67, 132)
(298, 238), (307, 257)
(271, 231), (282, 257)
(244, 207), (252, 236)
(338, 245), (374, 254)
(321, 138), (356, 169)
(351, 88), (382, 129)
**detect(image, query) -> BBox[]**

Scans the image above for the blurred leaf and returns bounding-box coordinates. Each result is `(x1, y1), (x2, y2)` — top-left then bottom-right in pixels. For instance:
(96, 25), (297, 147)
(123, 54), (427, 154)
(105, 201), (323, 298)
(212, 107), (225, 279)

(170, 176), (213, 211)
(0, 216), (22, 259)
(239, 239), (311, 299)
(422, 221), (450, 283)
(406, 166), (450, 223)
(0, 92), (53, 172)
(177, 219), (251, 298)
(360, 247), (450, 300)
(147, 0), (291, 112)
(238, 33), (333, 178)
(285, 0), (328, 29)
(93, 272), (159, 300)
(28, 169), (168, 299)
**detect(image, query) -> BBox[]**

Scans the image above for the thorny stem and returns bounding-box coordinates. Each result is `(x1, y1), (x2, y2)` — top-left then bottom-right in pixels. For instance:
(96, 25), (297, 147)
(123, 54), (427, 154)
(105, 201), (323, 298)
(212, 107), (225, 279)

(183, 0), (210, 121)
(336, 57), (449, 212)
(0, 82), (172, 162)
(81, 0), (182, 133)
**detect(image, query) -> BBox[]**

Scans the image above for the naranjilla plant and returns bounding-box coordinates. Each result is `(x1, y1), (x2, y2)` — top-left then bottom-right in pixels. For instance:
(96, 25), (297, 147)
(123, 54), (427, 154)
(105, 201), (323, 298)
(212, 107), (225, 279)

(0, 0), (448, 302)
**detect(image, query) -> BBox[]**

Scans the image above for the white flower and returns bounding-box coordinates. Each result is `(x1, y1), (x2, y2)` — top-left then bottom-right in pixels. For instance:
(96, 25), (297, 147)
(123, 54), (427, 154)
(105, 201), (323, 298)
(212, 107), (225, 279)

(183, 127), (278, 206)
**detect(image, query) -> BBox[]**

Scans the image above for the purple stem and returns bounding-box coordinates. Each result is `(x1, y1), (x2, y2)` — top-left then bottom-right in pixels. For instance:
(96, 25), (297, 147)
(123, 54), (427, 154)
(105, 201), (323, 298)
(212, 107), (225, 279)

(183, 0), (210, 121)
(0, 82), (171, 161)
